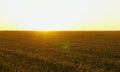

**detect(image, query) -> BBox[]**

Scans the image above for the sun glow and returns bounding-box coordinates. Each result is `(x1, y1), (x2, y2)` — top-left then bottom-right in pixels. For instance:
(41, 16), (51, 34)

(19, 23), (73, 31)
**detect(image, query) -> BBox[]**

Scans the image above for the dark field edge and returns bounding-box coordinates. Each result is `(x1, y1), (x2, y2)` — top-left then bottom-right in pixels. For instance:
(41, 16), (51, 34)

(0, 30), (120, 36)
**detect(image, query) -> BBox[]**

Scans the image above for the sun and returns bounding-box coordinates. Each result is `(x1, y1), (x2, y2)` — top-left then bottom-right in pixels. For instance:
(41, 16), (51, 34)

(19, 23), (73, 31)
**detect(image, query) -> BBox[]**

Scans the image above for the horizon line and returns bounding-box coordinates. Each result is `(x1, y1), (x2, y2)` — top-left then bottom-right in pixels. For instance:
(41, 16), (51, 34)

(0, 30), (120, 32)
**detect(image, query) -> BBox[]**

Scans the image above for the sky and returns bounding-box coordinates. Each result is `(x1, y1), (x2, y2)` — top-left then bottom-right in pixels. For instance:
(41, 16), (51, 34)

(0, 0), (120, 30)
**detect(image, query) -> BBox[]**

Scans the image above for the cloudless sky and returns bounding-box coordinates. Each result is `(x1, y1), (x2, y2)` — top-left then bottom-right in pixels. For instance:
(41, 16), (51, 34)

(0, 0), (120, 30)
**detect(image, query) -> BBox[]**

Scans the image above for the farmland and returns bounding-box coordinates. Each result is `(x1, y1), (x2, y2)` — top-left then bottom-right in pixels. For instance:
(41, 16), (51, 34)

(0, 31), (120, 72)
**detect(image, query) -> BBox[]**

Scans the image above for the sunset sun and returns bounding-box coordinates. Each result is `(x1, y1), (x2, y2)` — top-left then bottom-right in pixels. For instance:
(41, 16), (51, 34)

(19, 23), (74, 31)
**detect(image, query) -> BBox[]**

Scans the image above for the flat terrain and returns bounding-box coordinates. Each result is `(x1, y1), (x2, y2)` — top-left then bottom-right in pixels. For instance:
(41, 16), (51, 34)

(0, 31), (120, 72)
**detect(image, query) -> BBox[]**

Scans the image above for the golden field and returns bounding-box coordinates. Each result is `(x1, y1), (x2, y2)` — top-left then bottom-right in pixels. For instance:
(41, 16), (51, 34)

(0, 31), (120, 72)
